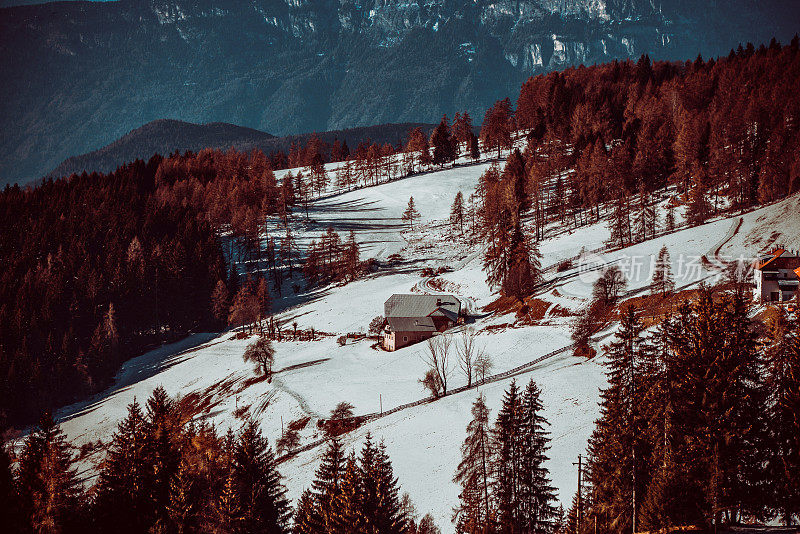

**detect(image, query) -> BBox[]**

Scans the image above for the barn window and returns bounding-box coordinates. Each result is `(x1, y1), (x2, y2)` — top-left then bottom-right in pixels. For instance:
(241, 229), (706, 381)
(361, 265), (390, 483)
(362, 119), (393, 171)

(403, 336), (408, 342)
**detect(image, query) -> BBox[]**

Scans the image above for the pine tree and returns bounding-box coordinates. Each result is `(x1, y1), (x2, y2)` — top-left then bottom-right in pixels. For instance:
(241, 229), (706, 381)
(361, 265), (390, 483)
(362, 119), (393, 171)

(344, 230), (360, 282)
(16, 412), (82, 533)
(453, 394), (493, 533)
(431, 116), (455, 166)
(94, 398), (151, 532)
(665, 202), (676, 232)
(368, 441), (407, 534)
(143, 386), (182, 529)
(330, 451), (363, 534)
(519, 380), (558, 533)
(213, 430), (243, 532)
(233, 419), (291, 533)
(312, 438), (346, 531)
(633, 183), (657, 242)
(293, 489), (318, 534)
(651, 245), (675, 297)
(663, 289), (768, 525)
(763, 309), (800, 525)
(587, 306), (654, 534)
(450, 192), (465, 236)
(492, 380), (522, 531)
(402, 197), (420, 231)
(211, 279), (230, 325)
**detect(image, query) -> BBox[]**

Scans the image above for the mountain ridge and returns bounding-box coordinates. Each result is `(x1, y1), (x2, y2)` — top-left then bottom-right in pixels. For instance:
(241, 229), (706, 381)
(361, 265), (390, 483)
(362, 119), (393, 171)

(2, 0), (800, 185)
(44, 119), (436, 180)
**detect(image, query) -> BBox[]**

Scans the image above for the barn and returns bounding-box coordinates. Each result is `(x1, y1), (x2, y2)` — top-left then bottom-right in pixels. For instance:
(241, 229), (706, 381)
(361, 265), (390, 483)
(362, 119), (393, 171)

(381, 294), (462, 351)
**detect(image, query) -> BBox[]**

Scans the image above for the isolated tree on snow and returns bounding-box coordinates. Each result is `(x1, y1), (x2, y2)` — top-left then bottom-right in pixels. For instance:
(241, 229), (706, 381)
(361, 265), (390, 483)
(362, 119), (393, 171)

(243, 336), (275, 376)
(402, 196), (420, 231)
(651, 245), (675, 297)
(422, 335), (453, 395)
(593, 266), (627, 307)
(456, 328), (483, 388)
(450, 191), (465, 235)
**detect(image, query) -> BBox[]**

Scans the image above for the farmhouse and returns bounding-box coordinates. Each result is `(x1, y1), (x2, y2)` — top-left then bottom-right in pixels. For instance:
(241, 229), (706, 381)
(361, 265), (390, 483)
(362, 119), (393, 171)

(753, 247), (800, 302)
(382, 294), (462, 351)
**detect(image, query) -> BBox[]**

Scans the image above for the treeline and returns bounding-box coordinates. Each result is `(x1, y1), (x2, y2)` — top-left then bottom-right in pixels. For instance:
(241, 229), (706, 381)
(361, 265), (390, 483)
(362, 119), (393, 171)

(0, 387), (440, 533)
(475, 38), (800, 299)
(453, 380), (560, 533)
(0, 158), (227, 425)
(575, 290), (800, 531)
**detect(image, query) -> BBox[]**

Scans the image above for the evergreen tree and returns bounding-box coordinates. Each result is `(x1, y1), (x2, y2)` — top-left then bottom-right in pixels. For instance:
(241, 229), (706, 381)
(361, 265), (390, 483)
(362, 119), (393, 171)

(431, 116), (455, 166)
(143, 386), (182, 529)
(519, 380), (558, 533)
(651, 245), (675, 297)
(233, 419), (291, 533)
(663, 289), (768, 525)
(491, 380), (522, 531)
(94, 399), (151, 532)
(764, 309), (800, 526)
(330, 452), (363, 534)
(293, 489), (318, 534)
(402, 197), (420, 231)
(453, 395), (493, 533)
(312, 439), (346, 531)
(586, 306), (654, 534)
(370, 441), (407, 534)
(450, 192), (465, 236)
(16, 412), (82, 533)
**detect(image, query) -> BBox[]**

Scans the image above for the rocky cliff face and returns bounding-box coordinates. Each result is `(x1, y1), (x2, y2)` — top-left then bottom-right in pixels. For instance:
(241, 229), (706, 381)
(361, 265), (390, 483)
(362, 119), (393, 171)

(1, 0), (798, 185)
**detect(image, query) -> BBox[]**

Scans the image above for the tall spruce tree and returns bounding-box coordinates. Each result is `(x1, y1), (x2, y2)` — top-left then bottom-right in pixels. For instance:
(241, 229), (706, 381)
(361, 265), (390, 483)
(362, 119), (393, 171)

(16, 412), (82, 533)
(312, 438), (346, 531)
(453, 394), (493, 532)
(492, 380), (523, 531)
(587, 305), (654, 534)
(233, 419), (291, 533)
(651, 245), (675, 296)
(764, 309), (800, 525)
(94, 398), (151, 532)
(519, 380), (558, 533)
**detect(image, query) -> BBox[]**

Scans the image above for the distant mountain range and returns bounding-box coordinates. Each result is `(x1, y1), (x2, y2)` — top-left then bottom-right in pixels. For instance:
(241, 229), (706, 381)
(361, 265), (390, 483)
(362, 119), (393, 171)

(2, 0), (800, 186)
(44, 119), (435, 180)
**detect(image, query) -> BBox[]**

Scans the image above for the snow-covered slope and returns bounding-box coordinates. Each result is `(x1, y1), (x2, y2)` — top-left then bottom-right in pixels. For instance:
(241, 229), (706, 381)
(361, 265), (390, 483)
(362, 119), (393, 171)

(52, 160), (800, 530)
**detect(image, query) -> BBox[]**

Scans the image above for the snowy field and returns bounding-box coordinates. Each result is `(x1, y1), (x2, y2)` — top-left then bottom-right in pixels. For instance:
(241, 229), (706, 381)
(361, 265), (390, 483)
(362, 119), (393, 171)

(51, 158), (800, 531)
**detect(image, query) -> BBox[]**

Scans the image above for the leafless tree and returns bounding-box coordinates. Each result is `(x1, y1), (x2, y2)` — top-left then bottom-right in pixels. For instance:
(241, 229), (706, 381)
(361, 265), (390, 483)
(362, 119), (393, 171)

(422, 335), (453, 395)
(456, 329), (483, 388)
(474, 352), (494, 384)
(242, 336), (275, 376)
(592, 265), (627, 306)
(276, 427), (300, 455)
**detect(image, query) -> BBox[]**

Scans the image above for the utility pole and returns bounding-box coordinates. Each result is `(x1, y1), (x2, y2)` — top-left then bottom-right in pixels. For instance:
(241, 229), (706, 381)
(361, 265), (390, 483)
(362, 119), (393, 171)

(573, 454), (583, 533)
(380, 394), (382, 415)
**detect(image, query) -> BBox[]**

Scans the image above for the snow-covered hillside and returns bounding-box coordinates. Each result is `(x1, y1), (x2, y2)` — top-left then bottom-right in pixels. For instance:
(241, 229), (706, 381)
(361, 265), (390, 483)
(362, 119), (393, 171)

(51, 158), (800, 531)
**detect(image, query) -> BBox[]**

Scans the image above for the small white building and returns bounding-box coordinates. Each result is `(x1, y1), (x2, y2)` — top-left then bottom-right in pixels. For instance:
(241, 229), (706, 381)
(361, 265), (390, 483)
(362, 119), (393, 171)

(753, 247), (800, 303)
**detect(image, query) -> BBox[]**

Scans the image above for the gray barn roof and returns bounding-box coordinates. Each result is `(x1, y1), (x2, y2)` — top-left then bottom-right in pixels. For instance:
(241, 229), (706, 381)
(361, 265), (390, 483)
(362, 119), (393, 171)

(384, 294), (461, 319)
(386, 316), (436, 333)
